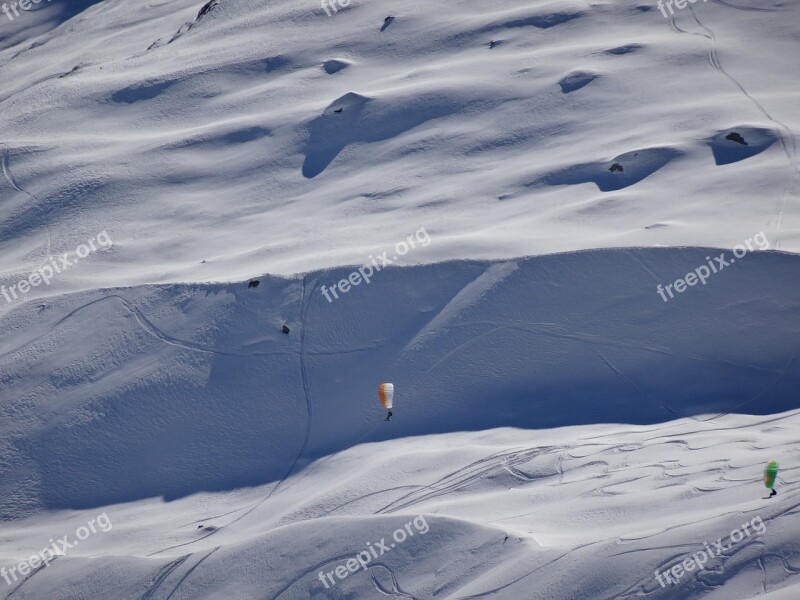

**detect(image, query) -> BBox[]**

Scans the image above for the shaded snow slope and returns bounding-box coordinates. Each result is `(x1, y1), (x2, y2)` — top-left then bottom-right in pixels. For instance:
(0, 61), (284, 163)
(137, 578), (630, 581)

(1, 247), (798, 517)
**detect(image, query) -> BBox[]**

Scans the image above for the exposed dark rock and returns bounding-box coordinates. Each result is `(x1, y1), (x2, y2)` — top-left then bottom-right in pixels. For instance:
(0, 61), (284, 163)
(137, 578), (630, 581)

(725, 132), (748, 145)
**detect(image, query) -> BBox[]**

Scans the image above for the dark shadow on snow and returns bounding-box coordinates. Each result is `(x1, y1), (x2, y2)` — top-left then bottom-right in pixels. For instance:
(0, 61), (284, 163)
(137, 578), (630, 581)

(7, 248), (799, 511)
(302, 91), (463, 178)
(542, 147), (681, 191)
(709, 126), (777, 165)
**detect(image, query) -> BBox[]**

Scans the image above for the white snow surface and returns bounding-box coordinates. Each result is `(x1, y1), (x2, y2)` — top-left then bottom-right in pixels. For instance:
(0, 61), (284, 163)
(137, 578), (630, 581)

(0, 0), (798, 287)
(0, 0), (799, 599)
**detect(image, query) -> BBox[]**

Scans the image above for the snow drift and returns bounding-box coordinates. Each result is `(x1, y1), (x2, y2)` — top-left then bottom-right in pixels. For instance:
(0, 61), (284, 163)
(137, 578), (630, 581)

(1, 247), (798, 517)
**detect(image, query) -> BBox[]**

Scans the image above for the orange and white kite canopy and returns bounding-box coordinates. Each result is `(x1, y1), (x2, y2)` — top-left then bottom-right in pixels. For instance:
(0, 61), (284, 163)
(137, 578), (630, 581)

(379, 383), (394, 410)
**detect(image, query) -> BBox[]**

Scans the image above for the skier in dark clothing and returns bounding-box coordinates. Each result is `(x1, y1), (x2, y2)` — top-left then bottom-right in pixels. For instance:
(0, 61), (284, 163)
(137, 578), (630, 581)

(385, 410), (393, 422)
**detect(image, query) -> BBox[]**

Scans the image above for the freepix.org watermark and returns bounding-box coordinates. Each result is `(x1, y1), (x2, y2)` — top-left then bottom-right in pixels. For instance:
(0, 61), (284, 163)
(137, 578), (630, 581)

(1, 512), (112, 585)
(320, 227), (431, 303)
(656, 0), (709, 19)
(321, 0), (349, 17)
(2, 0), (52, 22)
(318, 515), (430, 590)
(656, 231), (768, 303)
(655, 515), (766, 587)
(1, 230), (112, 304)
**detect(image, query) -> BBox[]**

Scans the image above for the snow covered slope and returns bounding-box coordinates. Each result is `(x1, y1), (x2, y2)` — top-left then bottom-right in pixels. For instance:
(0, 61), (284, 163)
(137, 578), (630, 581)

(1, 0), (799, 598)
(1, 411), (799, 599)
(1, 248), (800, 598)
(1, 248), (799, 515)
(0, 0), (798, 292)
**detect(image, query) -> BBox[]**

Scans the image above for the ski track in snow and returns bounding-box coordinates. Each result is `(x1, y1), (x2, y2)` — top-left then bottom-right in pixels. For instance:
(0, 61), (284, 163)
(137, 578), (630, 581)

(370, 563), (418, 600)
(164, 547), (220, 600)
(140, 555), (190, 600)
(0, 292), (379, 363)
(672, 5), (799, 250)
(0, 144), (53, 272)
(3, 556), (55, 600)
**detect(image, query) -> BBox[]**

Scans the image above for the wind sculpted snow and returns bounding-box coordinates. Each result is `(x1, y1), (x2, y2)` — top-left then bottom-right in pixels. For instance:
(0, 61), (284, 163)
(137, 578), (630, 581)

(0, 248), (798, 516)
(0, 0), (799, 598)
